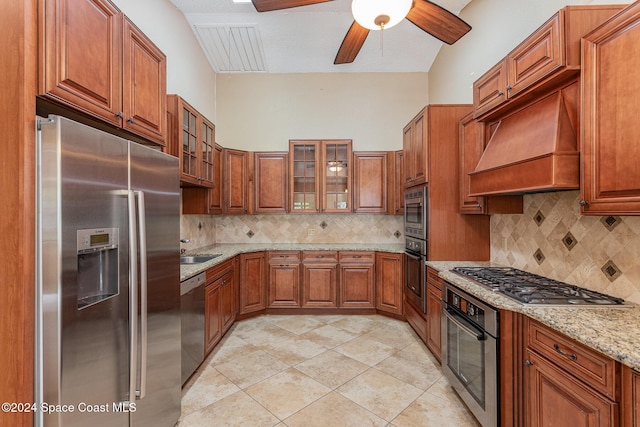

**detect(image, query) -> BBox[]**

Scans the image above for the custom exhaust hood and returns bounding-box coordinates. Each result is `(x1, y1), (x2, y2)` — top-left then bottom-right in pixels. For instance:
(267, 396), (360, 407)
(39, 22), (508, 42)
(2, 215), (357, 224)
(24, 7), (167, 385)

(468, 83), (580, 196)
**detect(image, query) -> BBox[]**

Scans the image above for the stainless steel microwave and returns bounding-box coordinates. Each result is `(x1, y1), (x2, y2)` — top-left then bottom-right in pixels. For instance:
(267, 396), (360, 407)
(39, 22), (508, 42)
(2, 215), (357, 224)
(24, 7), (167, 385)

(404, 186), (428, 241)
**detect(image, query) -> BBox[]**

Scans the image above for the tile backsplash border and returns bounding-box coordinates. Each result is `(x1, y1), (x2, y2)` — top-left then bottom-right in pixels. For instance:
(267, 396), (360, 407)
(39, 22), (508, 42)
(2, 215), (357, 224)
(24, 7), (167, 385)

(491, 190), (640, 304)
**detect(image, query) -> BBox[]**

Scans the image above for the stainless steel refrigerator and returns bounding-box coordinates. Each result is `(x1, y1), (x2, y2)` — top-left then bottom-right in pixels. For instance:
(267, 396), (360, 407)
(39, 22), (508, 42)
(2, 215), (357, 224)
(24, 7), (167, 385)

(35, 115), (181, 426)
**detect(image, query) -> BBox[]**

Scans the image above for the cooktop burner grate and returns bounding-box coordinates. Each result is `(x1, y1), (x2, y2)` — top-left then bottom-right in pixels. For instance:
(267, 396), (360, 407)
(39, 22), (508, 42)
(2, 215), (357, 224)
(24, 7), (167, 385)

(452, 267), (626, 306)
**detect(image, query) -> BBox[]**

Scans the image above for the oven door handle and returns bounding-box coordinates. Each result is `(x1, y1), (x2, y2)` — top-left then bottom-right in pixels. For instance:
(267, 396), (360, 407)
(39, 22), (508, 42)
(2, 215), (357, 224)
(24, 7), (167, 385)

(444, 307), (486, 341)
(405, 251), (422, 261)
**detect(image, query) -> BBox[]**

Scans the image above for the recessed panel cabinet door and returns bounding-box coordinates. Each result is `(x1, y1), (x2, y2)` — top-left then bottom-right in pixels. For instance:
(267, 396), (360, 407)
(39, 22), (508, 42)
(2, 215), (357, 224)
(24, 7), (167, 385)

(582, 2), (640, 215)
(122, 18), (167, 145)
(302, 264), (337, 308)
(41, 0), (122, 125)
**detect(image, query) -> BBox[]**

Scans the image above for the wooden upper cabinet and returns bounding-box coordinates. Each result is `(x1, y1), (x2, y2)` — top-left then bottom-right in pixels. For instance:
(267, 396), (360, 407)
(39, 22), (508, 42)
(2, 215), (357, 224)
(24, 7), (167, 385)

(403, 109), (427, 187)
(582, 1), (640, 215)
(122, 18), (166, 144)
(40, 0), (167, 145)
(209, 144), (224, 213)
(473, 5), (624, 119)
(41, 0), (122, 126)
(167, 95), (214, 187)
(458, 112), (523, 215)
(289, 140), (352, 213)
(353, 152), (388, 213)
(254, 152), (288, 214)
(224, 148), (249, 214)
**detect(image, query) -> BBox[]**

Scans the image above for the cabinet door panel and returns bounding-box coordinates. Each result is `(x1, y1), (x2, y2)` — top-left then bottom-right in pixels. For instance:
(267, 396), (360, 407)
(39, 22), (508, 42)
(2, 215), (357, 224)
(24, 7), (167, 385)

(205, 284), (221, 354)
(220, 272), (235, 333)
(412, 112), (427, 185)
(582, 3), (640, 214)
(255, 152), (288, 213)
(239, 253), (266, 314)
(473, 61), (508, 118)
(339, 264), (374, 308)
(353, 152), (388, 213)
(426, 284), (442, 362)
(42, 0), (122, 125)
(302, 264), (337, 308)
(122, 18), (166, 145)
(525, 350), (617, 427)
(375, 253), (403, 315)
(224, 149), (249, 214)
(268, 264), (301, 307)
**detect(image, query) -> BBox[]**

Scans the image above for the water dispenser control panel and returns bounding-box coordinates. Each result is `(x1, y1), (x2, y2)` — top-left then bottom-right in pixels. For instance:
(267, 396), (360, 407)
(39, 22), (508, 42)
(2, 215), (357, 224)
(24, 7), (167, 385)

(77, 228), (118, 253)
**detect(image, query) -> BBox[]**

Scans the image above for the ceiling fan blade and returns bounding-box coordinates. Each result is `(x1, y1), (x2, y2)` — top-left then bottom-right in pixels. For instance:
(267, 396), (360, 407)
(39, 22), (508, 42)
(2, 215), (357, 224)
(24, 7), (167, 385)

(251, 0), (331, 12)
(406, 0), (471, 45)
(334, 21), (370, 64)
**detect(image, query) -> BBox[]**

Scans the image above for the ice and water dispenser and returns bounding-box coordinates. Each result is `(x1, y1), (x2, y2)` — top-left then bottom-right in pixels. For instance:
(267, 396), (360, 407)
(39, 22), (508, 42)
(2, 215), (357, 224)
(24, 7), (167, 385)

(76, 228), (119, 309)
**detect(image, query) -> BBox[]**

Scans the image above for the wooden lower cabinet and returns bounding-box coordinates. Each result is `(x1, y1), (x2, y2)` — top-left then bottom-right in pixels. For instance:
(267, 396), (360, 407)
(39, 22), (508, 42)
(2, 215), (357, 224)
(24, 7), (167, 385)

(338, 252), (375, 308)
(302, 252), (338, 308)
(204, 282), (221, 354)
(375, 252), (403, 315)
(623, 366), (640, 427)
(425, 272), (442, 362)
(524, 349), (618, 427)
(268, 251), (301, 307)
(239, 252), (267, 314)
(220, 271), (235, 333)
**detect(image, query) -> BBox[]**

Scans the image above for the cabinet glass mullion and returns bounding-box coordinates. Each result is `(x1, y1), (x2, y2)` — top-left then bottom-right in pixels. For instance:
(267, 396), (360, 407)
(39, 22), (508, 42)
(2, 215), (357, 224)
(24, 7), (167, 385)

(201, 121), (214, 183)
(324, 143), (349, 211)
(292, 144), (317, 211)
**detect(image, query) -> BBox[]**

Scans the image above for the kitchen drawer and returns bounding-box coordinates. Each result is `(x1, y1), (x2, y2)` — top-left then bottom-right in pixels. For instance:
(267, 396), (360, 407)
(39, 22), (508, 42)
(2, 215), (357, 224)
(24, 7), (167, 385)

(527, 319), (619, 400)
(302, 251), (338, 263)
(206, 258), (234, 284)
(338, 251), (375, 263)
(426, 267), (443, 290)
(268, 251), (301, 264)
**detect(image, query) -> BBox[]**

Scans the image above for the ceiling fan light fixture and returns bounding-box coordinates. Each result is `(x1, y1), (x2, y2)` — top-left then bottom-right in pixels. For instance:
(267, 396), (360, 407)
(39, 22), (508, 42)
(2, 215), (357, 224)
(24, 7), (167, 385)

(351, 0), (412, 31)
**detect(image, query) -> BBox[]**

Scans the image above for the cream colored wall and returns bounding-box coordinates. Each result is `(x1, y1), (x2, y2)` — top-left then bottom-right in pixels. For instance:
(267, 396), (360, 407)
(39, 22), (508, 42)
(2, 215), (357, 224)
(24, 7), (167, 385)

(428, 0), (631, 103)
(111, 0), (217, 120)
(215, 73), (428, 151)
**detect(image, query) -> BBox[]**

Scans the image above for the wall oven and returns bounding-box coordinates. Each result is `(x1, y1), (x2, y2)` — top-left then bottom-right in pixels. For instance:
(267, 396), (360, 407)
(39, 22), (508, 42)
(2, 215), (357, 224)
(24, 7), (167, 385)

(404, 187), (428, 240)
(405, 237), (426, 313)
(441, 281), (499, 427)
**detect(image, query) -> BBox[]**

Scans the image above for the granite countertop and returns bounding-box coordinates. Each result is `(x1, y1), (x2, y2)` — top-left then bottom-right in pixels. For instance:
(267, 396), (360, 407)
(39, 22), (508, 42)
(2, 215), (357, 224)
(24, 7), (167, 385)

(180, 243), (405, 281)
(426, 261), (640, 372)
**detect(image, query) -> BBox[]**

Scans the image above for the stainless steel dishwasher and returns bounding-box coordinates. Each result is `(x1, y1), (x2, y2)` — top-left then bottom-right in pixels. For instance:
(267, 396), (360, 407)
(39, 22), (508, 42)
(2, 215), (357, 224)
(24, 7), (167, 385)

(181, 272), (206, 385)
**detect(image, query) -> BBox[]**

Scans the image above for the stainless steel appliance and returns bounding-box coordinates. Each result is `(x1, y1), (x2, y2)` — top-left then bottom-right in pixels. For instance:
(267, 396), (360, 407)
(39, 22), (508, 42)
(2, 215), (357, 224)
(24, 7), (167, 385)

(405, 237), (427, 313)
(181, 272), (206, 385)
(35, 115), (181, 426)
(442, 282), (499, 427)
(452, 267), (629, 306)
(404, 187), (428, 240)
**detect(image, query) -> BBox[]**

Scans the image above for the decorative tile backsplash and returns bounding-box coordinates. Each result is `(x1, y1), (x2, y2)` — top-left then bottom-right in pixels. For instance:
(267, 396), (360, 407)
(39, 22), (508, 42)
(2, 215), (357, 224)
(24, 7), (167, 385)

(181, 214), (404, 246)
(491, 191), (640, 304)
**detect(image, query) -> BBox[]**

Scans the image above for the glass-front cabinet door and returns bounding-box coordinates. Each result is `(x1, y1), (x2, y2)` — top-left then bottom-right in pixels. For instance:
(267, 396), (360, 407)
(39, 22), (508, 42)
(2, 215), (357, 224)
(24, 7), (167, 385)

(323, 141), (351, 213)
(200, 118), (215, 186)
(289, 140), (352, 213)
(181, 104), (198, 181)
(291, 141), (319, 212)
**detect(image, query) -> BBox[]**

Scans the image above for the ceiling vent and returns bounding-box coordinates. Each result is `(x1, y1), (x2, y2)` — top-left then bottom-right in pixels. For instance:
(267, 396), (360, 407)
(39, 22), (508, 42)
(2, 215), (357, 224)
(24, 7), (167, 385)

(192, 24), (267, 73)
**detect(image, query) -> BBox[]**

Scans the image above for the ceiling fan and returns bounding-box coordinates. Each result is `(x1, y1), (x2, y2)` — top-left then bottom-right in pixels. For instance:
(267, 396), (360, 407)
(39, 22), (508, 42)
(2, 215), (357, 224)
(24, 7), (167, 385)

(249, 0), (472, 64)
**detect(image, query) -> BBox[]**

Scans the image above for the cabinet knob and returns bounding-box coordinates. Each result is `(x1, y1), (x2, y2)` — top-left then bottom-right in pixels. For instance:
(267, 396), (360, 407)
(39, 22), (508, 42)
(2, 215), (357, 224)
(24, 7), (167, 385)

(497, 91), (504, 97)
(353, 255), (361, 258)
(506, 85), (512, 92)
(115, 112), (124, 119)
(524, 360), (533, 367)
(579, 200), (589, 206)
(477, 204), (481, 209)
(127, 117), (135, 124)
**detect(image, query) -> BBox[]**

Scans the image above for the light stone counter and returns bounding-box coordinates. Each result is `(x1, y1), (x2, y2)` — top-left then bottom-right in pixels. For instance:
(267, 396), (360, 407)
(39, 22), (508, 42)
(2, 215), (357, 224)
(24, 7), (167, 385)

(426, 260), (640, 371)
(180, 243), (405, 281)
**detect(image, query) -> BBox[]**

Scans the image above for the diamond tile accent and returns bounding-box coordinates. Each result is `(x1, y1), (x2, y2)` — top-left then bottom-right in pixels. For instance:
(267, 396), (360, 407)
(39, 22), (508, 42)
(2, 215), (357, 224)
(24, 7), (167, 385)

(601, 260), (622, 282)
(319, 221), (328, 229)
(246, 230), (255, 238)
(533, 248), (545, 265)
(561, 231), (577, 251)
(533, 210), (545, 226)
(394, 230), (402, 239)
(601, 215), (621, 231)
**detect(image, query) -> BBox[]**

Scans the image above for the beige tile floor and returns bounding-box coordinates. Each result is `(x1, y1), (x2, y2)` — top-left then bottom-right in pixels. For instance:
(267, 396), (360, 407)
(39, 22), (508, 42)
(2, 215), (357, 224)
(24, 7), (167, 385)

(179, 314), (480, 427)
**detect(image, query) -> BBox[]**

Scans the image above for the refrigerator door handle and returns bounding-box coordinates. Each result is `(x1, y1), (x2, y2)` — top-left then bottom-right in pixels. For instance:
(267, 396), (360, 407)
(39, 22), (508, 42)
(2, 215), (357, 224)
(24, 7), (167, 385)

(128, 190), (139, 405)
(136, 190), (148, 399)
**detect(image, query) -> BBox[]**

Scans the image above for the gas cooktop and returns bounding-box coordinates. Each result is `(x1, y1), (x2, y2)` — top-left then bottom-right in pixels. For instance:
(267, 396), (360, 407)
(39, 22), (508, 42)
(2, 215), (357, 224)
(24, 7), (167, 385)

(452, 267), (628, 306)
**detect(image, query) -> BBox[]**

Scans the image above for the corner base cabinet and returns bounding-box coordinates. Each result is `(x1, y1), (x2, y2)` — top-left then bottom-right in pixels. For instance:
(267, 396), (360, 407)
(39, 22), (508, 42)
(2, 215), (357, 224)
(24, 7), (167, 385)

(239, 252), (266, 314)
(375, 252), (403, 315)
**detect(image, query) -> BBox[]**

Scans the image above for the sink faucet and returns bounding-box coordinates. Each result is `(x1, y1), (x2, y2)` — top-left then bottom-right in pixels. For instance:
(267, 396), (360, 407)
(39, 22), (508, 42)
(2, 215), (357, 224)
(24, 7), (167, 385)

(180, 238), (190, 255)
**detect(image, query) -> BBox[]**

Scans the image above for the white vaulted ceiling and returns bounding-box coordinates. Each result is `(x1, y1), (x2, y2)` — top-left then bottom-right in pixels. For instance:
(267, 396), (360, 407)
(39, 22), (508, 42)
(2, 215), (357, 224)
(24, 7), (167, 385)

(169, 0), (473, 73)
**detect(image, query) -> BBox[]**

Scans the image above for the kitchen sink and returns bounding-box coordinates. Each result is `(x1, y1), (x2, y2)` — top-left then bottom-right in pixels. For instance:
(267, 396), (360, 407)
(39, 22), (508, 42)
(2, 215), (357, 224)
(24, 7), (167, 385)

(180, 255), (221, 265)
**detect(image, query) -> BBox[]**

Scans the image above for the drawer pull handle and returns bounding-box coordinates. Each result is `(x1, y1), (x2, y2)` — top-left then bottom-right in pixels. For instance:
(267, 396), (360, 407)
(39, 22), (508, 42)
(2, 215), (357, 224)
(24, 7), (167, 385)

(554, 344), (577, 361)
(353, 255), (361, 258)
(524, 360), (533, 367)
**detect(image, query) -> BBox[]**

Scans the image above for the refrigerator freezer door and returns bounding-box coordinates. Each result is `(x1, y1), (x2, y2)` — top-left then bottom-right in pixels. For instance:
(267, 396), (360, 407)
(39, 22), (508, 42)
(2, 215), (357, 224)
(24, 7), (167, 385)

(129, 143), (181, 426)
(39, 116), (131, 426)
